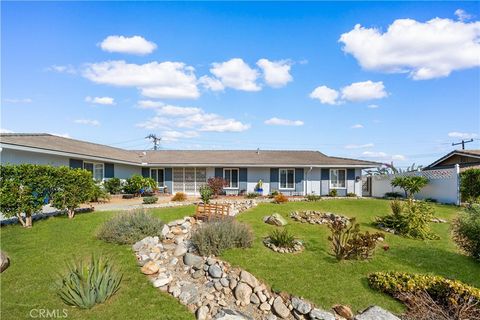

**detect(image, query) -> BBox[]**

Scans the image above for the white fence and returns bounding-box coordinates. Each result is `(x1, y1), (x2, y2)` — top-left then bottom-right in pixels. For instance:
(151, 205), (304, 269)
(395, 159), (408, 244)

(371, 165), (460, 205)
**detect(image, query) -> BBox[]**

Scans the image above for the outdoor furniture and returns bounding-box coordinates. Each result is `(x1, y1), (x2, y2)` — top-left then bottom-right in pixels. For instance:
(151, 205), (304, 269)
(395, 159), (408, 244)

(195, 203), (230, 221)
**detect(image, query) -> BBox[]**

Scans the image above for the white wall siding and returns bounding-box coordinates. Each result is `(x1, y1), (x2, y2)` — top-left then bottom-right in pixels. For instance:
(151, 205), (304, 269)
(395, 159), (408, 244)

(1, 148), (69, 166)
(206, 167), (215, 180)
(114, 164), (142, 179)
(247, 167), (270, 195)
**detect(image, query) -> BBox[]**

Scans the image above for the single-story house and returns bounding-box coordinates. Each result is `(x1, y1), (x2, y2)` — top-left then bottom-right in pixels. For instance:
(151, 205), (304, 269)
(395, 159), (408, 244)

(424, 149), (480, 172)
(0, 133), (380, 196)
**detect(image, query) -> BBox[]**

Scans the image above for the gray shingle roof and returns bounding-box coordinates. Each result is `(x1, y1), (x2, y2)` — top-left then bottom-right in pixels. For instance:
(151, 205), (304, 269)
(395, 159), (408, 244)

(0, 133), (380, 167)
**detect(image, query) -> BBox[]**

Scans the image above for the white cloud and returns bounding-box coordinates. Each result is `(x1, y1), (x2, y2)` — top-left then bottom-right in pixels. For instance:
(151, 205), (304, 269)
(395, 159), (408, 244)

(367, 104), (380, 109)
(455, 9), (473, 22)
(0, 128), (14, 133)
(344, 143), (374, 149)
(208, 58), (260, 91)
(341, 81), (388, 102)
(339, 16), (480, 80)
(74, 119), (100, 126)
(99, 35), (157, 55)
(83, 60), (199, 99)
(137, 100), (164, 109)
(362, 151), (406, 162)
(85, 96), (115, 105)
(309, 86), (339, 105)
(198, 76), (225, 91)
(351, 124), (364, 129)
(448, 131), (478, 139)
(4, 98), (32, 104)
(264, 117), (304, 126)
(161, 130), (199, 142)
(137, 104), (250, 133)
(256, 59), (293, 88)
(47, 65), (76, 74)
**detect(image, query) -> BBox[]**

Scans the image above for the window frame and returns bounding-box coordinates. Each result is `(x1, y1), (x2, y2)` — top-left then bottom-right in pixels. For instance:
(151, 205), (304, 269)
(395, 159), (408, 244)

(83, 161), (104, 181)
(223, 168), (239, 189)
(329, 168), (347, 189)
(279, 168), (295, 190)
(150, 168), (165, 187)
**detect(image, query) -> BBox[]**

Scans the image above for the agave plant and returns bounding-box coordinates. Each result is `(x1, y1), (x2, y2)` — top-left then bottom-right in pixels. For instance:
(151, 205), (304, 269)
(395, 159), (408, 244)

(57, 255), (122, 309)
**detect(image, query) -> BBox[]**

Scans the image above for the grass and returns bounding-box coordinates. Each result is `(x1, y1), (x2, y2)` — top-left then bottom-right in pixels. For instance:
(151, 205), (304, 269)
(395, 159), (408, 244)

(221, 199), (480, 314)
(0, 207), (196, 320)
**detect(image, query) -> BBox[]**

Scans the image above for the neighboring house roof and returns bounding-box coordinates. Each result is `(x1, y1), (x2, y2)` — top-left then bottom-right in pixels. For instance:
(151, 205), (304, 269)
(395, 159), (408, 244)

(0, 133), (380, 168)
(425, 149), (480, 169)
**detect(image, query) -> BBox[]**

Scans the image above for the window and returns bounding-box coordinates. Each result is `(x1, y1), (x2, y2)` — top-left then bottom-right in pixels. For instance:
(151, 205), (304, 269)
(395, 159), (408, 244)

(330, 169), (346, 189)
(84, 162), (104, 181)
(279, 168), (295, 189)
(223, 168), (239, 189)
(150, 169), (165, 187)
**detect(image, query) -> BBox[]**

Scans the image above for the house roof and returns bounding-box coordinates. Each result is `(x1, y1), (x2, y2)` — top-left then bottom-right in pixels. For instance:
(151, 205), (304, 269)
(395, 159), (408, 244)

(0, 133), (380, 168)
(425, 149), (480, 169)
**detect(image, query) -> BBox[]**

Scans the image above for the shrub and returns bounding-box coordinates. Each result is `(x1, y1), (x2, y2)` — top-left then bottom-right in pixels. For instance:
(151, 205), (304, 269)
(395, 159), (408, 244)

(424, 197), (438, 203)
(90, 183), (111, 203)
(122, 194), (134, 199)
(142, 196), (158, 204)
(207, 177), (227, 196)
(171, 192), (187, 202)
(376, 200), (438, 240)
(104, 178), (122, 194)
(390, 200), (403, 216)
(305, 194), (321, 202)
(268, 229), (295, 248)
(191, 218), (253, 256)
(328, 218), (384, 261)
(391, 176), (429, 198)
(123, 175), (157, 196)
(245, 192), (259, 199)
(384, 191), (403, 199)
(273, 193), (288, 204)
(347, 192), (357, 197)
(268, 190), (280, 198)
(329, 189), (338, 197)
(57, 255), (122, 309)
(199, 185), (213, 204)
(97, 210), (164, 244)
(460, 168), (480, 203)
(452, 204), (480, 261)
(368, 271), (480, 320)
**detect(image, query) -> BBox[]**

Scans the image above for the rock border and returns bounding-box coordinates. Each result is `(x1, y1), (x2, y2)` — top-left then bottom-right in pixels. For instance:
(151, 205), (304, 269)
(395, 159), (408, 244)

(290, 211), (349, 226)
(263, 238), (304, 254)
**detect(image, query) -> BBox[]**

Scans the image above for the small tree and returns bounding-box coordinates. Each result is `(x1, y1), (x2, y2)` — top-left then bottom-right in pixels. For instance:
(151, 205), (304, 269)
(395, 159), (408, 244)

(207, 177), (227, 197)
(460, 168), (480, 203)
(0, 164), (54, 228)
(391, 176), (428, 198)
(123, 175), (157, 196)
(199, 185), (213, 203)
(51, 167), (94, 219)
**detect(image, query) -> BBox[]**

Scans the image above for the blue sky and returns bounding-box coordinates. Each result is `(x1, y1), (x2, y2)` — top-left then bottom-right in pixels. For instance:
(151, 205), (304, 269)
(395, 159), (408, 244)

(2, 1), (479, 168)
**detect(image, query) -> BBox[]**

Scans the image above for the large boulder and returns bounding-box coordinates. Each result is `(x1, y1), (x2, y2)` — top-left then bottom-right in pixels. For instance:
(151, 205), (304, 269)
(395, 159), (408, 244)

(264, 213), (287, 226)
(0, 251), (10, 273)
(240, 270), (259, 288)
(354, 306), (400, 320)
(291, 297), (311, 314)
(272, 297), (291, 319)
(234, 283), (253, 305)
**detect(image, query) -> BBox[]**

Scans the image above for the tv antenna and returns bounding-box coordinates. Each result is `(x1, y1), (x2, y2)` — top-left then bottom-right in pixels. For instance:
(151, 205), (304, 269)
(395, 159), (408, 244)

(452, 139), (473, 150)
(145, 134), (161, 150)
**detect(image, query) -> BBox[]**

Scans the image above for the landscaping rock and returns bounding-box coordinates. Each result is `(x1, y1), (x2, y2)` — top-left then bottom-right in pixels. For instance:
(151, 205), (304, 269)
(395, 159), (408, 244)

(0, 251), (10, 273)
(272, 297), (291, 319)
(333, 305), (353, 320)
(291, 297), (311, 314)
(184, 253), (204, 269)
(260, 302), (271, 311)
(209, 265), (223, 278)
(240, 270), (259, 288)
(214, 308), (252, 320)
(264, 213), (288, 226)
(234, 283), (253, 305)
(161, 224), (170, 237)
(141, 261), (159, 275)
(250, 293), (260, 304)
(309, 308), (335, 320)
(174, 243), (187, 256)
(354, 306), (400, 320)
(196, 306), (209, 320)
(153, 275), (172, 288)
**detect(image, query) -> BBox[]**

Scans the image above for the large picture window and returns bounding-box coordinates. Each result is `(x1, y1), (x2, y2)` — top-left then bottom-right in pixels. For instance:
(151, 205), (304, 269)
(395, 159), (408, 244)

(330, 169), (346, 189)
(150, 168), (165, 187)
(223, 168), (239, 189)
(84, 162), (104, 181)
(279, 168), (295, 189)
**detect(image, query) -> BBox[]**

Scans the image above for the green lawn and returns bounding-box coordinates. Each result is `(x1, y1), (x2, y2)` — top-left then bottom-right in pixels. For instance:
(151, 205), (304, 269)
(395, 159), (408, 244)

(221, 199), (480, 314)
(1, 199), (478, 319)
(0, 207), (196, 320)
